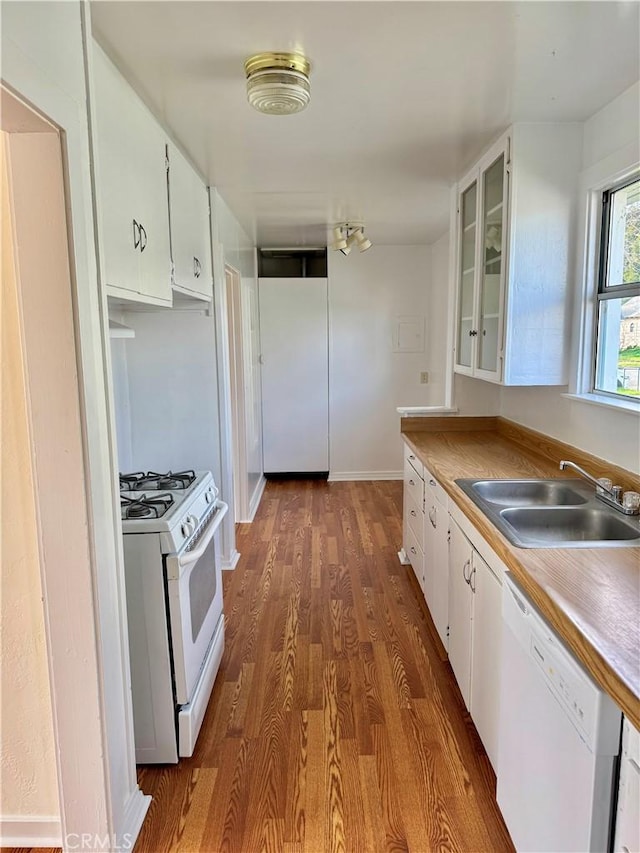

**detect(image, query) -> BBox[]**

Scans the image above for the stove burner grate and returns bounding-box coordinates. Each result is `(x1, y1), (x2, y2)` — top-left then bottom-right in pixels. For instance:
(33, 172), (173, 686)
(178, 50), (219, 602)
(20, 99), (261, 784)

(120, 469), (196, 491)
(121, 493), (174, 520)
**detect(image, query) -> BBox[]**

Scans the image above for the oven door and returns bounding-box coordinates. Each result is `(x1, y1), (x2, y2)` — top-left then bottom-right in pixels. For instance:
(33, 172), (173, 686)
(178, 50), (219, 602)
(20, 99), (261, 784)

(165, 500), (227, 705)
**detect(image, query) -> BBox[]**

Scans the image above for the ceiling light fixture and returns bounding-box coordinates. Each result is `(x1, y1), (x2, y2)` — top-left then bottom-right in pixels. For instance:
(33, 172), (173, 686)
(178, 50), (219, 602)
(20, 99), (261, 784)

(330, 223), (373, 255)
(244, 52), (311, 115)
(331, 226), (348, 251)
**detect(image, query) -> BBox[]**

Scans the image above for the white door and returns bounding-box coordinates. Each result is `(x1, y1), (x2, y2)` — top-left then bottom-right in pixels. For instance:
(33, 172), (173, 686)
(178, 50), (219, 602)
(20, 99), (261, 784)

(470, 552), (502, 769)
(259, 277), (329, 472)
(448, 519), (474, 708)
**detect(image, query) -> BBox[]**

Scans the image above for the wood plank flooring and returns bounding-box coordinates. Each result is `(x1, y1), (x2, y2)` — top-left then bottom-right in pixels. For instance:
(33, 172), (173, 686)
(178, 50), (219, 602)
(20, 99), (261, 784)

(134, 479), (514, 853)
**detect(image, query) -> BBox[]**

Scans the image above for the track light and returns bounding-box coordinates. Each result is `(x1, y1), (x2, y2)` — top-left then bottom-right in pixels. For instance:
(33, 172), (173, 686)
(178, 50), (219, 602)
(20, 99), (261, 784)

(330, 223), (373, 256)
(331, 226), (347, 251)
(353, 229), (372, 252)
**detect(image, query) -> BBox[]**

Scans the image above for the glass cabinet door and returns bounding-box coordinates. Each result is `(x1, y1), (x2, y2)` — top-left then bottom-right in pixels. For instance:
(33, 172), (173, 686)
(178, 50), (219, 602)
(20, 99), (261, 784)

(456, 180), (478, 369)
(477, 153), (506, 374)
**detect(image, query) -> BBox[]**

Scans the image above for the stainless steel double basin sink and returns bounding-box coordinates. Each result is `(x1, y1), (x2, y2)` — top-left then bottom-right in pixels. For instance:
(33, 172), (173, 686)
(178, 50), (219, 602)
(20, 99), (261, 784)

(455, 478), (640, 548)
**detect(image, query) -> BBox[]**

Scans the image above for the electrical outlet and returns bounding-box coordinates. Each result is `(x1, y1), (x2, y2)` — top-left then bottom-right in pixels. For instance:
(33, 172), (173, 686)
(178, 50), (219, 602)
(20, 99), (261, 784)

(420, 371), (429, 384)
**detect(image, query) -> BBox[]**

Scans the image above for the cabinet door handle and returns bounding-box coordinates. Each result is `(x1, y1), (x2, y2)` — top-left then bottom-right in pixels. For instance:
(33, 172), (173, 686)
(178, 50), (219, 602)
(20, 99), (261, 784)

(462, 559), (471, 583)
(429, 478), (436, 487)
(428, 508), (436, 528)
(132, 219), (140, 249)
(469, 566), (476, 593)
(410, 509), (417, 518)
(410, 546), (417, 555)
(139, 224), (147, 252)
(469, 329), (478, 337)
(409, 478), (415, 486)
(194, 256), (201, 278)
(409, 454), (415, 460)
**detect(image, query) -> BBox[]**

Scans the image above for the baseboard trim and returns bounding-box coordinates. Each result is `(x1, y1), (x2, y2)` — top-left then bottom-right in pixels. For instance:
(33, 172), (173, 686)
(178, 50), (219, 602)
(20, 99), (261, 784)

(247, 475), (267, 521)
(328, 470), (403, 482)
(0, 815), (62, 847)
(222, 549), (241, 571)
(119, 786), (151, 851)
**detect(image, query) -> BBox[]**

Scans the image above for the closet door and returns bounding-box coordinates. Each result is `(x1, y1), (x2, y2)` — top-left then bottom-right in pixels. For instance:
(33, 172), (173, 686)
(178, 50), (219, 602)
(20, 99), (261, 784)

(259, 278), (328, 472)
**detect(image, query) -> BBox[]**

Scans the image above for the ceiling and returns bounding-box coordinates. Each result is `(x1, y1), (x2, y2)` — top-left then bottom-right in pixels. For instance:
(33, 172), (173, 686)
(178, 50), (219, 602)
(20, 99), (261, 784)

(91, 1), (640, 248)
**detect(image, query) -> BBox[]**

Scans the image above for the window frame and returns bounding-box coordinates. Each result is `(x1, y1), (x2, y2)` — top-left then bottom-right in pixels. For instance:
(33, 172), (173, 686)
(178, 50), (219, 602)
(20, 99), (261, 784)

(591, 172), (640, 404)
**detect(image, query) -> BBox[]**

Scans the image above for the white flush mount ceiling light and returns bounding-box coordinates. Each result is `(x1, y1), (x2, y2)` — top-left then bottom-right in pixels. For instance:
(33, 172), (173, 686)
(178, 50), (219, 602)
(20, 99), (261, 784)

(244, 52), (311, 115)
(331, 224), (373, 255)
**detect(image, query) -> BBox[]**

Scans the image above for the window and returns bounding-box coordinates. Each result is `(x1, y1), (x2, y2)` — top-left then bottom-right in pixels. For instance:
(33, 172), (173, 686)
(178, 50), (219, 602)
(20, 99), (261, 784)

(594, 175), (640, 401)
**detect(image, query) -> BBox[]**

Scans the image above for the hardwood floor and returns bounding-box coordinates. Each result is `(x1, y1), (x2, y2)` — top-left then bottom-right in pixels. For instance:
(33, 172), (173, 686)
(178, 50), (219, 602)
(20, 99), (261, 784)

(134, 478), (513, 853)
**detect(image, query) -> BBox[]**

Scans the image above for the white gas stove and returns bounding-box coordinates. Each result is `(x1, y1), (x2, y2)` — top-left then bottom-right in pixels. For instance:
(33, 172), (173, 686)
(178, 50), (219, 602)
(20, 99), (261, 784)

(120, 469), (218, 549)
(119, 469), (227, 764)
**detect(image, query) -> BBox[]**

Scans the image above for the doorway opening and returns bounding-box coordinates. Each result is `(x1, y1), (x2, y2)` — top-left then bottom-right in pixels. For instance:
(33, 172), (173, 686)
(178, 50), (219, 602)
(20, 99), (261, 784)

(224, 264), (248, 523)
(0, 85), (122, 847)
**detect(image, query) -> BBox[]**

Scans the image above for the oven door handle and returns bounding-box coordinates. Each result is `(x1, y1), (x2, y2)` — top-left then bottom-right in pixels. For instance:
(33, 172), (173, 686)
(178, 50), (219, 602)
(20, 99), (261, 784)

(175, 501), (228, 569)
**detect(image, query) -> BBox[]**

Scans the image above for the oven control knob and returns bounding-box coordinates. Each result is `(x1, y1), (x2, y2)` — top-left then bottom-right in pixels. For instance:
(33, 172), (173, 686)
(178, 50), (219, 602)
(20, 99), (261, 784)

(205, 489), (214, 504)
(181, 519), (194, 538)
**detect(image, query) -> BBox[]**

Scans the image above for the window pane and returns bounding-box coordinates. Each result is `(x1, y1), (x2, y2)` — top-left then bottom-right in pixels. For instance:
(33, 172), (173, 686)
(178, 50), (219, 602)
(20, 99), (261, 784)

(605, 178), (640, 287)
(595, 295), (640, 398)
(478, 154), (504, 373)
(457, 182), (477, 368)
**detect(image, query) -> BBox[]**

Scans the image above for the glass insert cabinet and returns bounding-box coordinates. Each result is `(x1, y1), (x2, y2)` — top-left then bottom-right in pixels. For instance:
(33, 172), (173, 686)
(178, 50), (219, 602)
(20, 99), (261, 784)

(455, 135), (509, 382)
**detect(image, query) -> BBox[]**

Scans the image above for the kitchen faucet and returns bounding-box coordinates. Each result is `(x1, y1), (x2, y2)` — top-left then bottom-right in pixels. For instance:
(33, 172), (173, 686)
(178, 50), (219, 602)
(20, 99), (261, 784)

(559, 460), (639, 515)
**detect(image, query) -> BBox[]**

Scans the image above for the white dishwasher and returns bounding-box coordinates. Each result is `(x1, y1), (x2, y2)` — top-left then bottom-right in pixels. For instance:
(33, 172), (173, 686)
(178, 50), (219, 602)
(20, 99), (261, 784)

(497, 574), (622, 853)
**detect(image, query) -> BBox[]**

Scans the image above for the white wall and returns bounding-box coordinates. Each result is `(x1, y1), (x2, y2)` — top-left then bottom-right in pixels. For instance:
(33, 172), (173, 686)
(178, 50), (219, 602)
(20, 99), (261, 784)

(211, 189), (262, 536)
(328, 245), (432, 477)
(2, 1), (149, 846)
(109, 307), (223, 482)
(427, 232), (451, 404)
(427, 83), (640, 470)
(498, 81), (640, 471)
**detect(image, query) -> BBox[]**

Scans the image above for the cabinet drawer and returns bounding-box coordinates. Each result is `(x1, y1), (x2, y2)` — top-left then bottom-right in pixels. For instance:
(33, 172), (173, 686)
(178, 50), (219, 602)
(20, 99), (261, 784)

(404, 457), (424, 508)
(404, 490), (424, 551)
(423, 464), (448, 509)
(404, 523), (424, 589)
(404, 444), (424, 479)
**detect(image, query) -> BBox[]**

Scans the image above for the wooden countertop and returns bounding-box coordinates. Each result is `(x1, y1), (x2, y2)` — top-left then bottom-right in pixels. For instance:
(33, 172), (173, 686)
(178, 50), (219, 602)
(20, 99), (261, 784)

(401, 419), (640, 730)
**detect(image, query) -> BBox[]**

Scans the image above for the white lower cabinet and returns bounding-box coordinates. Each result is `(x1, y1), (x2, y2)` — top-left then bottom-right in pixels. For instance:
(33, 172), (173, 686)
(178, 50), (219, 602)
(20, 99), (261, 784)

(469, 551), (502, 769)
(424, 479), (449, 649)
(448, 516), (503, 769)
(614, 718), (640, 853)
(402, 447), (425, 591)
(448, 519), (474, 708)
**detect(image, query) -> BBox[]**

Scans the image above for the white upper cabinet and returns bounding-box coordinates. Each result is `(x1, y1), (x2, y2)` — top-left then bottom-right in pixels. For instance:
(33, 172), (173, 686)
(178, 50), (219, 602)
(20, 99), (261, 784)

(454, 123), (583, 385)
(92, 43), (172, 306)
(167, 142), (212, 300)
